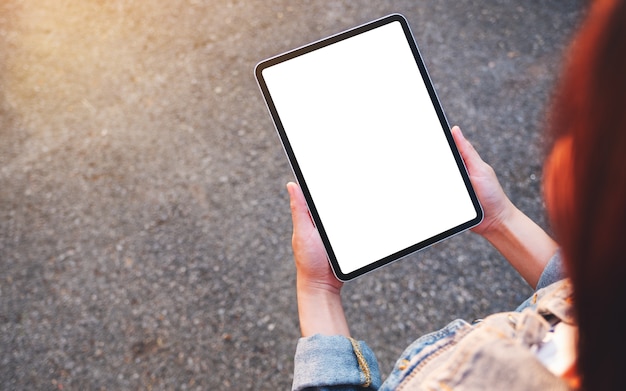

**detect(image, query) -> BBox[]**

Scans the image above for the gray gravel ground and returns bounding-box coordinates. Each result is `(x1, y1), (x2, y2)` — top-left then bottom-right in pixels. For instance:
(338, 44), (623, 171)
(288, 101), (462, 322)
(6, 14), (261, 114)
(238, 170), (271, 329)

(1, 1), (585, 389)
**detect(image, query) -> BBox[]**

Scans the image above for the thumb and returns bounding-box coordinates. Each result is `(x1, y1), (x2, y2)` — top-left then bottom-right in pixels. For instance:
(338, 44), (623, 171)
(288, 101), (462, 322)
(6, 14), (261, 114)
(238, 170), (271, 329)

(451, 125), (484, 174)
(287, 182), (315, 232)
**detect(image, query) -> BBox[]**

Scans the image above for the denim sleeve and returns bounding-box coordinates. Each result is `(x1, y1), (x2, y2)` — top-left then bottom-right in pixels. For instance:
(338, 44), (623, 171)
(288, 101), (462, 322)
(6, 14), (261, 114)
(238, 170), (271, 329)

(535, 250), (566, 290)
(516, 250), (567, 311)
(292, 334), (382, 391)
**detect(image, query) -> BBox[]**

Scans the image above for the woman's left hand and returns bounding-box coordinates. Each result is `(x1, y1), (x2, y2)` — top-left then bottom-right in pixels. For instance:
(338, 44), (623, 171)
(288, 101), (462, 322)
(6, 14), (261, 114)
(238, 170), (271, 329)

(287, 182), (349, 337)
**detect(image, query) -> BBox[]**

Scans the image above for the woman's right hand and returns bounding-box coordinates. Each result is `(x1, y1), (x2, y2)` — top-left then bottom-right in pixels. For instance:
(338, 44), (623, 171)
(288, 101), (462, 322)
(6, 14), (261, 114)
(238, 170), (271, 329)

(451, 126), (514, 236)
(452, 125), (558, 287)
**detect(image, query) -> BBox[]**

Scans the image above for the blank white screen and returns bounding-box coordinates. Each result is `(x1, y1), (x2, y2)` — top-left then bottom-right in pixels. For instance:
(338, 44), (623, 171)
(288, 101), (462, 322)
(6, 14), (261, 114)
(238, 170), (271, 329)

(262, 21), (477, 275)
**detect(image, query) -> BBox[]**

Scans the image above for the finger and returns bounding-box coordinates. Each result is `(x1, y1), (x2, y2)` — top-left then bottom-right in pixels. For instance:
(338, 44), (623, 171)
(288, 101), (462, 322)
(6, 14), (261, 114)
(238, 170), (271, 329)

(451, 125), (483, 173)
(287, 182), (314, 232)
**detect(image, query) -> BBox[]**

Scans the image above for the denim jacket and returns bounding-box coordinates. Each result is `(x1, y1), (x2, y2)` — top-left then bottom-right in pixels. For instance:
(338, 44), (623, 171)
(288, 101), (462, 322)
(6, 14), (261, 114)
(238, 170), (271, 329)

(292, 252), (573, 390)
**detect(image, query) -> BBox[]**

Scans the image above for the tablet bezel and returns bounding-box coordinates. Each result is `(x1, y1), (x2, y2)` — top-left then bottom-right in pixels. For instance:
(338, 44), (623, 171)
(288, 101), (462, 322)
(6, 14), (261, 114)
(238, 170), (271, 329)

(255, 14), (483, 281)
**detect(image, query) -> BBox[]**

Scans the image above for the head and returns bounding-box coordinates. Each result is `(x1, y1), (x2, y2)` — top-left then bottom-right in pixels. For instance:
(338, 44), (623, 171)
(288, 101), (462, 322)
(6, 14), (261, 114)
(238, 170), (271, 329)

(543, 0), (626, 389)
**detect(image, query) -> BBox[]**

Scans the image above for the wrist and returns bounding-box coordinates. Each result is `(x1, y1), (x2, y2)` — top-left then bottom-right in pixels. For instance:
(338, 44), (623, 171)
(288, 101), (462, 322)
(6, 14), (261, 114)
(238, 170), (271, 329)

(297, 273), (343, 297)
(296, 274), (349, 337)
(479, 202), (558, 288)
(480, 198), (518, 240)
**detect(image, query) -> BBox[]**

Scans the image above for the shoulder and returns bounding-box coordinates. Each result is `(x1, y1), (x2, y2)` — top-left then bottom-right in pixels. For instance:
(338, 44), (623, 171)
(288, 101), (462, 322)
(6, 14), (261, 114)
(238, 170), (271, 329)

(381, 279), (575, 391)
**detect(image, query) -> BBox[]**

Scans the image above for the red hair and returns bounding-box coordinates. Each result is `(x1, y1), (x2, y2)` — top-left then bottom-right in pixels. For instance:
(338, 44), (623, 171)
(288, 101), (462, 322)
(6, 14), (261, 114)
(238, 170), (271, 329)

(547, 0), (626, 389)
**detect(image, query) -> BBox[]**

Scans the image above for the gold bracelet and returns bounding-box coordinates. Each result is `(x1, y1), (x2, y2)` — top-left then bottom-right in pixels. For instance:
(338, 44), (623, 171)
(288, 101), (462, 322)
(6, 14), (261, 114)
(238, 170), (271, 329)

(349, 337), (372, 388)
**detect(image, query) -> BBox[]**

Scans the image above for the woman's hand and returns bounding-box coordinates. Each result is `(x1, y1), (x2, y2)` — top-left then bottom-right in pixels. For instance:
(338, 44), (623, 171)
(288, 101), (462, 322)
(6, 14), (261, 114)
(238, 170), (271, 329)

(451, 126), (514, 236)
(451, 126), (558, 287)
(287, 182), (343, 292)
(287, 182), (349, 337)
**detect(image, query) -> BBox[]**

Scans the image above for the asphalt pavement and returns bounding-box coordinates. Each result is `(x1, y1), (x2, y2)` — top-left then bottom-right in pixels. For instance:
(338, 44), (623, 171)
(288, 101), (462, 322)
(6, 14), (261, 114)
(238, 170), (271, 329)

(1, 1), (585, 389)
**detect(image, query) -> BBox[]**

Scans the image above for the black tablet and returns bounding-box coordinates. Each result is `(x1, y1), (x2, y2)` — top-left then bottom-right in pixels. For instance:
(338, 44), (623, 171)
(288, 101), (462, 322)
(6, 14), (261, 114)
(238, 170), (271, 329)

(255, 14), (483, 281)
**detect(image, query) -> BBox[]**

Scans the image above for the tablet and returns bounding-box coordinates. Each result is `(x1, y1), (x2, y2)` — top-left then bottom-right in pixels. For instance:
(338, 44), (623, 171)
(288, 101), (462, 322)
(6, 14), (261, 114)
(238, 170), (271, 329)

(255, 14), (482, 281)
